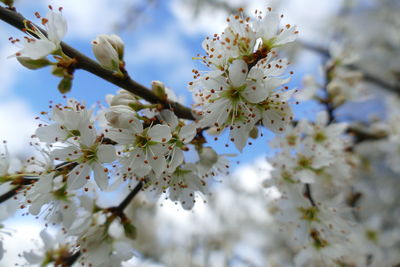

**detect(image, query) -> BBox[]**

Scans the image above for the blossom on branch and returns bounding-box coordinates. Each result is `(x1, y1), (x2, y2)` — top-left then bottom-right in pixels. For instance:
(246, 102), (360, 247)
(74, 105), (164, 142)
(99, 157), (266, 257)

(9, 6), (67, 60)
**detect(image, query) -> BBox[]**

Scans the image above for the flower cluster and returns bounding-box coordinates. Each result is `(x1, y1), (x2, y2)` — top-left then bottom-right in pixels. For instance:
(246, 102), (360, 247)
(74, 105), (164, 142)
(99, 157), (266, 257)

(190, 9), (298, 150)
(104, 90), (229, 210)
(264, 111), (360, 264)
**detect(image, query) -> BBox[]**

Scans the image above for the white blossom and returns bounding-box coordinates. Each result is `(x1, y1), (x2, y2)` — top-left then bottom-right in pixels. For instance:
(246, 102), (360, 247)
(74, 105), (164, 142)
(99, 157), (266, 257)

(10, 8), (67, 60)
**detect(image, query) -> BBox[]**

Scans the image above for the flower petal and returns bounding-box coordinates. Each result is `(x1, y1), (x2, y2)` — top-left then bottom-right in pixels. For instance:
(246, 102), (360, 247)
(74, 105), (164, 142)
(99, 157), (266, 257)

(148, 125), (171, 143)
(46, 11), (67, 44)
(67, 164), (90, 190)
(92, 162), (108, 190)
(17, 39), (56, 60)
(159, 110), (179, 129)
(97, 145), (116, 163)
(178, 124), (197, 143)
(35, 123), (68, 143)
(228, 59), (248, 87)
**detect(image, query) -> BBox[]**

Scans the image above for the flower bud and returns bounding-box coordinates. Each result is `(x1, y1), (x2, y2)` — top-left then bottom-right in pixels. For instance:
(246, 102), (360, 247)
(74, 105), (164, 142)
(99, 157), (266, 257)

(58, 76), (72, 94)
(105, 34), (124, 60)
(92, 34), (120, 72)
(249, 126), (259, 139)
(105, 105), (137, 128)
(151, 80), (167, 100)
(109, 92), (136, 106)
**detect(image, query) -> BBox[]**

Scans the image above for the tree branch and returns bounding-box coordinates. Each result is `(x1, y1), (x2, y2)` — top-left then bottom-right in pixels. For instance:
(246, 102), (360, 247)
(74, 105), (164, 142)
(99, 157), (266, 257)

(0, 5), (195, 120)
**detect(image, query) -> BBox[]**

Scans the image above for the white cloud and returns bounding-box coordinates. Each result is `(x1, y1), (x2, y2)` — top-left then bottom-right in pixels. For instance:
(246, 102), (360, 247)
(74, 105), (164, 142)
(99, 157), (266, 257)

(125, 25), (195, 97)
(126, 27), (190, 64)
(233, 157), (272, 192)
(16, 0), (139, 39)
(1, 218), (43, 266)
(0, 36), (20, 97)
(0, 99), (37, 155)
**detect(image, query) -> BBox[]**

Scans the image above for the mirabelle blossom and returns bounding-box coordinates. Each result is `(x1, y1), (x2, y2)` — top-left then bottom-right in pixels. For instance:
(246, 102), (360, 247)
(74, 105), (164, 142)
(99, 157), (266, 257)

(10, 7), (67, 60)
(191, 9), (297, 150)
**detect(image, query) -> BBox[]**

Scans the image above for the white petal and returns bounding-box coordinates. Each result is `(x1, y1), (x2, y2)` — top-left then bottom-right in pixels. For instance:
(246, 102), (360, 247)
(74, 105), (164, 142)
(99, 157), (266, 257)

(28, 195), (49, 215)
(61, 202), (76, 228)
(149, 155), (166, 177)
(159, 110), (179, 129)
(167, 148), (184, 172)
(178, 124), (197, 143)
(199, 98), (230, 128)
(97, 145), (116, 163)
(228, 59), (248, 87)
(242, 77), (268, 104)
(230, 123), (252, 151)
(40, 230), (55, 250)
(92, 162), (108, 190)
(51, 146), (81, 161)
(67, 164), (90, 190)
(35, 124), (68, 143)
(264, 77), (291, 92)
(79, 126), (97, 147)
(180, 190), (196, 210)
(105, 129), (134, 145)
(148, 125), (171, 143)
(17, 39), (56, 60)
(263, 59), (289, 76)
(258, 12), (280, 40)
(35, 173), (53, 193)
(275, 25), (298, 46)
(296, 169), (315, 183)
(46, 11), (67, 44)
(262, 110), (287, 133)
(23, 251), (43, 264)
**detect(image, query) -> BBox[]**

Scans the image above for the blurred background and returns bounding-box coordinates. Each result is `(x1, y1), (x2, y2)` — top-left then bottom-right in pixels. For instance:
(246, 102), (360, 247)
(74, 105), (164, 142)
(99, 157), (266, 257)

(0, 0), (399, 266)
